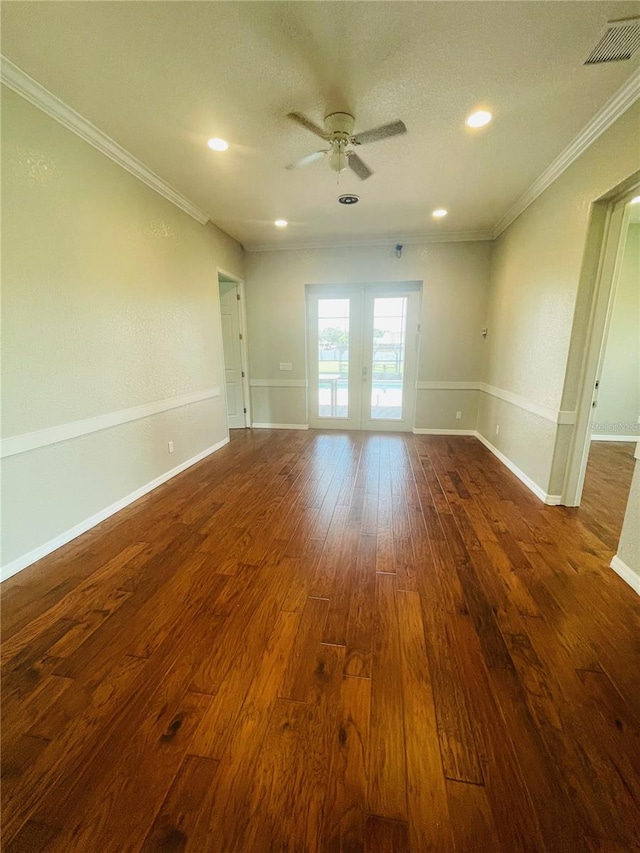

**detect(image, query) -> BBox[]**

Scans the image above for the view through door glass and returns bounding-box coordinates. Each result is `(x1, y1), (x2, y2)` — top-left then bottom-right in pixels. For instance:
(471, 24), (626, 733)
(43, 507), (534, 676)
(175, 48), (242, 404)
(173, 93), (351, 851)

(308, 285), (420, 431)
(317, 298), (350, 419)
(370, 296), (408, 421)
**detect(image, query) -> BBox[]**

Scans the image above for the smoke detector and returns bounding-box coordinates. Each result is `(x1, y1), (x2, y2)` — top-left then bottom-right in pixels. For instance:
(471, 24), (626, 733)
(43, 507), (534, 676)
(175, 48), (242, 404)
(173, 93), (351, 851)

(584, 17), (640, 64)
(338, 194), (360, 205)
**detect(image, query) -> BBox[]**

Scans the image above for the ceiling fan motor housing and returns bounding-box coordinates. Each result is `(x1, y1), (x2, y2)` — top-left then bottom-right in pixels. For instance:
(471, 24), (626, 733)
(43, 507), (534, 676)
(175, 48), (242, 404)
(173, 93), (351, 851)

(325, 111), (355, 141)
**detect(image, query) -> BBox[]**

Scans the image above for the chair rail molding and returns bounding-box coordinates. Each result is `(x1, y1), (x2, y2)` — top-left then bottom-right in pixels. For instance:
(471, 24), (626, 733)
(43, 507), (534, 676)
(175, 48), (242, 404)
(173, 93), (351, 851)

(480, 383), (576, 425)
(415, 380), (576, 425)
(0, 56), (210, 225)
(416, 380), (482, 391)
(0, 388), (221, 458)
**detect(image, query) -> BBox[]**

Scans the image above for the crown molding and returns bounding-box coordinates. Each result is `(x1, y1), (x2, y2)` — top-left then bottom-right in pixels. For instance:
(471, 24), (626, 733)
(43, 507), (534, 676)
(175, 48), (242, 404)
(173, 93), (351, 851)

(493, 67), (640, 238)
(0, 56), (210, 225)
(244, 230), (494, 253)
(4, 54), (636, 249)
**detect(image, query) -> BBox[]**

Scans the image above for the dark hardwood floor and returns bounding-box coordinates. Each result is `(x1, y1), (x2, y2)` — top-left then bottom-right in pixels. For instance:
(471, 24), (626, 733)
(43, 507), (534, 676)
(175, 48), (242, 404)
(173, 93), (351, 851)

(2, 430), (639, 852)
(579, 440), (636, 552)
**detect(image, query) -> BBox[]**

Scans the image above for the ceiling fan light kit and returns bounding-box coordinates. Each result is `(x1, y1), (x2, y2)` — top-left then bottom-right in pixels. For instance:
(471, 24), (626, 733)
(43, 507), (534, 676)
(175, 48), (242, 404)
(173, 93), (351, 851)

(328, 142), (349, 174)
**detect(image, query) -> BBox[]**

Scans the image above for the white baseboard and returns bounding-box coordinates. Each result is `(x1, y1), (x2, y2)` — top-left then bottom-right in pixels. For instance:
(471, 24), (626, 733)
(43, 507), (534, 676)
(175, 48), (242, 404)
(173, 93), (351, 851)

(610, 555), (640, 595)
(0, 436), (230, 583)
(474, 431), (561, 505)
(591, 434), (639, 442)
(252, 423), (309, 430)
(412, 428), (477, 436)
(411, 427), (560, 504)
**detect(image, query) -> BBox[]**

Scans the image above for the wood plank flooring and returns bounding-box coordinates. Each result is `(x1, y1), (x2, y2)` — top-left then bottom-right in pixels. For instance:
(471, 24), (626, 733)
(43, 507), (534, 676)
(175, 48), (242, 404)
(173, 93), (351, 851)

(579, 440), (636, 552)
(2, 430), (640, 852)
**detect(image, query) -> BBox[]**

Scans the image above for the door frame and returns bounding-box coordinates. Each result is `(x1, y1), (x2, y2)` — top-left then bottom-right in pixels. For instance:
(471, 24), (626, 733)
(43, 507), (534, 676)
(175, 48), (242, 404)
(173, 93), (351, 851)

(217, 267), (251, 428)
(306, 281), (422, 432)
(561, 183), (639, 506)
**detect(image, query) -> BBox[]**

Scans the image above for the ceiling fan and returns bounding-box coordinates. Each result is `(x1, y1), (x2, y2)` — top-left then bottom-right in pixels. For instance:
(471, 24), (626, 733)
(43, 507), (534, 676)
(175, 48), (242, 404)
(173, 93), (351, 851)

(286, 111), (407, 181)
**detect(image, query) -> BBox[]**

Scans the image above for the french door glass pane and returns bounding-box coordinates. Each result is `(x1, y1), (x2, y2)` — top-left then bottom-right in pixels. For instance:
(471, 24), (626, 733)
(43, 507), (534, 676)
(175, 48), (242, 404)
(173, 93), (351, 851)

(317, 298), (349, 418)
(370, 297), (407, 420)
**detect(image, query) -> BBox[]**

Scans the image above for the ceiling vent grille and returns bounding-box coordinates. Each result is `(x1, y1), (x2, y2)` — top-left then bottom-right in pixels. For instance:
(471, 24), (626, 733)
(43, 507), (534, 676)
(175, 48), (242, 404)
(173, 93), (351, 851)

(584, 18), (640, 64)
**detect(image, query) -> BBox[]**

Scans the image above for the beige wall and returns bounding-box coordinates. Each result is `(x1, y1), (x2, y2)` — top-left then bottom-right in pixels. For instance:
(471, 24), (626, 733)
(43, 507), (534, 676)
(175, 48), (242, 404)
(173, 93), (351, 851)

(479, 102), (640, 495)
(244, 241), (491, 429)
(3, 76), (638, 582)
(1, 86), (244, 574)
(593, 223), (640, 438)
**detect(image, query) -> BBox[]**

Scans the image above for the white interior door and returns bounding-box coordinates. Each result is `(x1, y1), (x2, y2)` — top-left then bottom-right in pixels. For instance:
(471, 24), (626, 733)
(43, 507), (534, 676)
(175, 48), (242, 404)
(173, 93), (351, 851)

(308, 284), (420, 431)
(219, 280), (246, 429)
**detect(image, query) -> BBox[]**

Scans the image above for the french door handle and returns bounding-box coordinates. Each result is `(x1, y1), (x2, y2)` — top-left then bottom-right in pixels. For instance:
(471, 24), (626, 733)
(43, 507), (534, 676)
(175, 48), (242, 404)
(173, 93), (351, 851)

(362, 366), (368, 379)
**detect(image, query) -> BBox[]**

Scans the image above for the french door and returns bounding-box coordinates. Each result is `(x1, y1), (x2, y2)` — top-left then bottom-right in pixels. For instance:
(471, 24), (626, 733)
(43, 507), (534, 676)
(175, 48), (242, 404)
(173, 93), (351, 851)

(307, 284), (421, 431)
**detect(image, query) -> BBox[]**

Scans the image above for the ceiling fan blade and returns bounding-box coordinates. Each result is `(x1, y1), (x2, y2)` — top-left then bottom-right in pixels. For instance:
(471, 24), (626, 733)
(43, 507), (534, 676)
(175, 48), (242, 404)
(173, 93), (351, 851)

(352, 120), (407, 146)
(286, 150), (329, 170)
(287, 112), (328, 139)
(347, 150), (373, 181)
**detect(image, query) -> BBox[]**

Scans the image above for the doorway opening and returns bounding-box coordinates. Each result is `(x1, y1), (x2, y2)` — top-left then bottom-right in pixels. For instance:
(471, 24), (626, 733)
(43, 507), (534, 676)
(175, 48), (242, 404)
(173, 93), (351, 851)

(218, 270), (250, 429)
(565, 189), (639, 552)
(306, 282), (421, 431)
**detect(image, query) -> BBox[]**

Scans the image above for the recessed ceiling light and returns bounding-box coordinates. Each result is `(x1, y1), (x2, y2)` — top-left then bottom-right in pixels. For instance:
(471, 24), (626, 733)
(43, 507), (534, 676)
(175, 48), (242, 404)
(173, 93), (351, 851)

(466, 110), (493, 129)
(207, 137), (229, 151)
(631, 195), (640, 205)
(274, 219), (288, 228)
(432, 209), (448, 218)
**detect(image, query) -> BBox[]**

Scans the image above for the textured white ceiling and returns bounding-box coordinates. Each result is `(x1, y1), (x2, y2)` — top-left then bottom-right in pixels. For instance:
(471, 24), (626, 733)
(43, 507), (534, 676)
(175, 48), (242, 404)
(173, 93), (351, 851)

(1, 1), (639, 248)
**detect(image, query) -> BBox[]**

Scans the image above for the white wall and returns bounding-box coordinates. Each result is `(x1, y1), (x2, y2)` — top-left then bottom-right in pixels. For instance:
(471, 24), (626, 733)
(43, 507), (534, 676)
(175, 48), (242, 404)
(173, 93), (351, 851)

(593, 223), (640, 439)
(1, 86), (244, 576)
(616, 453), (640, 592)
(479, 101), (640, 497)
(244, 241), (492, 430)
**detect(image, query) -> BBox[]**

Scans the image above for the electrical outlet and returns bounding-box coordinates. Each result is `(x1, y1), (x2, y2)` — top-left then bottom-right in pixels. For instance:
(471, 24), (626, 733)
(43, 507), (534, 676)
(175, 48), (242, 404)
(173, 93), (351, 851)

(168, 441), (174, 453)
(279, 362), (293, 371)
(456, 411), (462, 420)
(495, 425), (500, 436)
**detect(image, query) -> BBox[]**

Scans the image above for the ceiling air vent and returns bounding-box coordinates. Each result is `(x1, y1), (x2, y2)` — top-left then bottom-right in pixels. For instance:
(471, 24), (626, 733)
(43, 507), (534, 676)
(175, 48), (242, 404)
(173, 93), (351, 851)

(584, 17), (640, 64)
